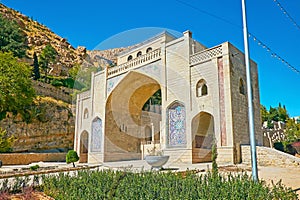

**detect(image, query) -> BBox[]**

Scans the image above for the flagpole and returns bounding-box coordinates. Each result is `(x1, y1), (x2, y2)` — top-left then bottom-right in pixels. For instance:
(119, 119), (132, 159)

(241, 0), (258, 181)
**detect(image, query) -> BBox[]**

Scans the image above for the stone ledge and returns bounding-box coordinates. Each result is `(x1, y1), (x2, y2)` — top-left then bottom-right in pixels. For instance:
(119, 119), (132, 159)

(0, 153), (66, 165)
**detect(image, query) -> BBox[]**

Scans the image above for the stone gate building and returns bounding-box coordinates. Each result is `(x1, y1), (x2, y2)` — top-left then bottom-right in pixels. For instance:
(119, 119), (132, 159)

(74, 30), (262, 164)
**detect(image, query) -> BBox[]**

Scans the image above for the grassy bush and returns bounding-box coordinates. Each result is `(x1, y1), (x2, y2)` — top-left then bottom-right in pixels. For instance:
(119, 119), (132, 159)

(29, 165), (40, 171)
(39, 170), (297, 200)
(50, 79), (64, 87)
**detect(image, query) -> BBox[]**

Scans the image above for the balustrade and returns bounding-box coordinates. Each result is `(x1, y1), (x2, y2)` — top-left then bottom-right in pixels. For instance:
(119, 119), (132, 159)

(108, 48), (161, 78)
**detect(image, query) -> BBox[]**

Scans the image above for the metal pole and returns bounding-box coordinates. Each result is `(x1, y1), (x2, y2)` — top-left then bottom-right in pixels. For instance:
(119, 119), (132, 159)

(241, 0), (258, 181)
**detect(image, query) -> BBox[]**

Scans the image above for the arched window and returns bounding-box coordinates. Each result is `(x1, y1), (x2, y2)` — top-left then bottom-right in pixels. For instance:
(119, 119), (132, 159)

(146, 47), (152, 53)
(137, 51), (142, 57)
(91, 117), (102, 152)
(201, 84), (208, 96)
(196, 79), (208, 97)
(167, 101), (186, 147)
(83, 108), (89, 119)
(239, 78), (245, 95)
(127, 55), (133, 61)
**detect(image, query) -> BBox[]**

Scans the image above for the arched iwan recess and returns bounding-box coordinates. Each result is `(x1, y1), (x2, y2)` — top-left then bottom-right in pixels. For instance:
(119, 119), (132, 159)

(79, 131), (89, 163)
(191, 112), (214, 163)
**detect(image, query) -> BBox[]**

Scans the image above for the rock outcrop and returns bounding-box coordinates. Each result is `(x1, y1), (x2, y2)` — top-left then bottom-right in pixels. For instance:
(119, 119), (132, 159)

(0, 3), (86, 75)
(0, 97), (74, 152)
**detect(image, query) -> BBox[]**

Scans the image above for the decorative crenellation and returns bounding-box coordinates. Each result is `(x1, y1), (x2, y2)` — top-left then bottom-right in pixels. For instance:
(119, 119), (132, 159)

(190, 45), (223, 65)
(107, 48), (161, 78)
(78, 90), (91, 100)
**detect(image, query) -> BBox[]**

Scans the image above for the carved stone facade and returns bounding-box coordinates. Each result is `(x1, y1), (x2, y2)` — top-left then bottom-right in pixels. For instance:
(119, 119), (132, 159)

(74, 31), (262, 164)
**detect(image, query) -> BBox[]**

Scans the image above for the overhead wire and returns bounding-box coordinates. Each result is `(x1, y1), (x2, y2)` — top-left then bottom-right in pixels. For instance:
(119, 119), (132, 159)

(248, 33), (300, 74)
(174, 0), (300, 75)
(273, 0), (300, 31)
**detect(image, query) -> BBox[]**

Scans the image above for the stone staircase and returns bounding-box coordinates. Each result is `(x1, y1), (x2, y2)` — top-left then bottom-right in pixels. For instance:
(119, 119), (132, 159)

(241, 145), (300, 167)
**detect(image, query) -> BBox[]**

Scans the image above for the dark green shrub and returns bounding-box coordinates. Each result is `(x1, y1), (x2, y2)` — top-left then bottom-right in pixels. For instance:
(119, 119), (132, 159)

(66, 150), (79, 167)
(274, 142), (284, 151)
(291, 141), (300, 154)
(30, 165), (40, 171)
(51, 79), (64, 87)
(62, 78), (75, 88)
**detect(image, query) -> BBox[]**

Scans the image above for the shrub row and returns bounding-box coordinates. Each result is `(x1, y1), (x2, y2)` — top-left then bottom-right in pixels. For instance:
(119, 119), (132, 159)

(39, 170), (297, 200)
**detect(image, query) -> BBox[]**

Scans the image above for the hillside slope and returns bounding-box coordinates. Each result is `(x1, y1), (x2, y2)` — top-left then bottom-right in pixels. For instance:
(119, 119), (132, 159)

(0, 3), (130, 153)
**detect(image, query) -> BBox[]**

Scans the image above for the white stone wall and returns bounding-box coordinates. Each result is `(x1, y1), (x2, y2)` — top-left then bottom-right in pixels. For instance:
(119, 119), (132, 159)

(74, 31), (262, 165)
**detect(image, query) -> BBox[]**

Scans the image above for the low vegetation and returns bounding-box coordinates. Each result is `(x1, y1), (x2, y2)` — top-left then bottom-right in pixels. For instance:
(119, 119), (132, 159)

(0, 128), (15, 153)
(0, 169), (297, 199)
(41, 170), (297, 199)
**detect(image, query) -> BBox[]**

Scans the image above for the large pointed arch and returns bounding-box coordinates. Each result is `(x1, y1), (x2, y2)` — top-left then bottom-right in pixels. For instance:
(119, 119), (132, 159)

(104, 71), (162, 161)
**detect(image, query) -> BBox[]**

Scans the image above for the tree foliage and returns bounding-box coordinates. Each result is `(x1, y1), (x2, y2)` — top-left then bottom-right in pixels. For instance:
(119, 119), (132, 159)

(0, 14), (27, 58)
(73, 65), (99, 90)
(0, 128), (15, 153)
(39, 44), (57, 81)
(66, 150), (79, 167)
(284, 118), (300, 143)
(0, 52), (35, 120)
(211, 139), (218, 176)
(32, 52), (40, 80)
(260, 103), (289, 128)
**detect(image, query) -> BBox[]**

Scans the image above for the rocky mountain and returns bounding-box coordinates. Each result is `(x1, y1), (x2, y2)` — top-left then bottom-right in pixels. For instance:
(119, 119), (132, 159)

(0, 3), (129, 76)
(0, 3), (87, 76)
(0, 3), (130, 153)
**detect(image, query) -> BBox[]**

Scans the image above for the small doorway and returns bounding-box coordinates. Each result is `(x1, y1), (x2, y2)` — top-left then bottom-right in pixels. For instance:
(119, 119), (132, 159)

(79, 131), (89, 163)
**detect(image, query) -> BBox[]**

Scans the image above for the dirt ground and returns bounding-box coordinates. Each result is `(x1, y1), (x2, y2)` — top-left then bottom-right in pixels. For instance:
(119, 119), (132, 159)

(258, 166), (300, 197)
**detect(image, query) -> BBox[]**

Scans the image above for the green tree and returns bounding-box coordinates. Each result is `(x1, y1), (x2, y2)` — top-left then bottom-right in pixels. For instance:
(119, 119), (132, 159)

(0, 128), (15, 153)
(68, 63), (80, 80)
(284, 118), (300, 143)
(211, 139), (218, 176)
(32, 52), (40, 80)
(66, 150), (79, 167)
(260, 105), (268, 124)
(39, 44), (57, 82)
(278, 103), (289, 122)
(0, 14), (27, 58)
(0, 52), (35, 120)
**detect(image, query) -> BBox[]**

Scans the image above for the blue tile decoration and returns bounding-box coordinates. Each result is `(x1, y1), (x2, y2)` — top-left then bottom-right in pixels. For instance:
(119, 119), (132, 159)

(107, 74), (125, 95)
(138, 63), (161, 79)
(168, 102), (186, 146)
(91, 117), (102, 152)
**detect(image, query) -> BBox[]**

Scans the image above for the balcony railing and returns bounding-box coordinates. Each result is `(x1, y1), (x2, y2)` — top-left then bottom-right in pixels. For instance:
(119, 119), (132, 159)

(107, 48), (161, 78)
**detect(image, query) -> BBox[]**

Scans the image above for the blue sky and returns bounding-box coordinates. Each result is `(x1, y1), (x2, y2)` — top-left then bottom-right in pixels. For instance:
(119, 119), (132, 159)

(2, 0), (300, 116)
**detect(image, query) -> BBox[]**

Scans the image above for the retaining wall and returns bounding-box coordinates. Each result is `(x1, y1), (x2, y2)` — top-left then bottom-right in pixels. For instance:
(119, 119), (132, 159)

(0, 153), (66, 165)
(241, 145), (300, 167)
